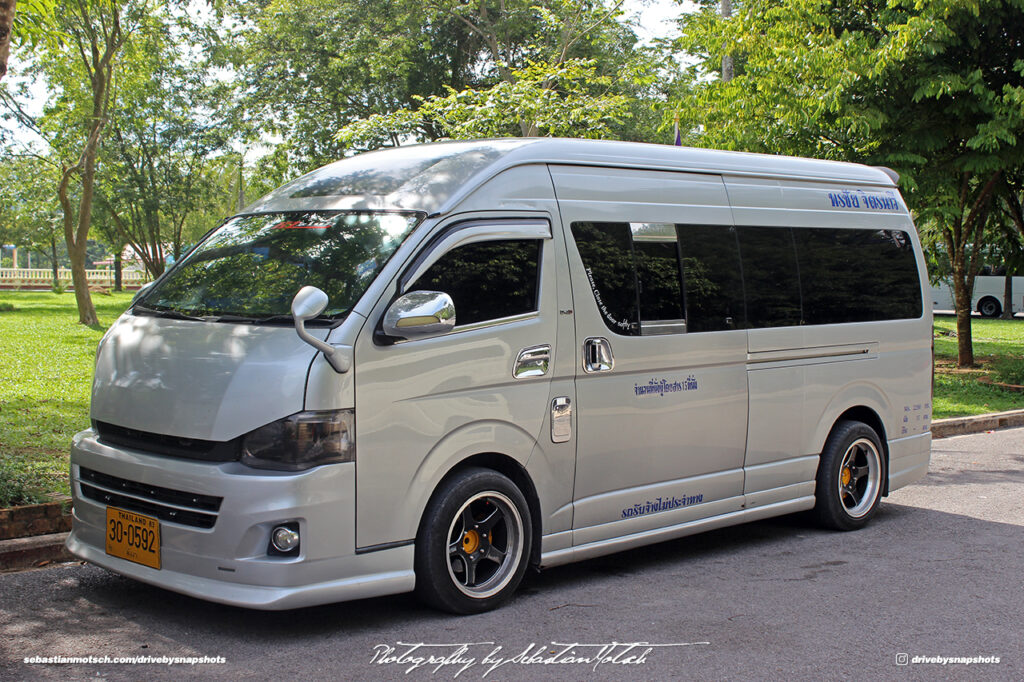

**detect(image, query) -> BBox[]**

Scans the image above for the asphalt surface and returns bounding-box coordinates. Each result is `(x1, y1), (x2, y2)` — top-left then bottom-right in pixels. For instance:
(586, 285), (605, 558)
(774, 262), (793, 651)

(1, 427), (1022, 681)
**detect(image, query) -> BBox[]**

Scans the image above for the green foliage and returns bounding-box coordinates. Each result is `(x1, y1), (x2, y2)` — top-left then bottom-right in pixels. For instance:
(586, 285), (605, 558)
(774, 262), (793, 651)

(932, 372), (1024, 419)
(991, 357), (1024, 386)
(223, 0), (662, 165)
(932, 316), (1024, 416)
(9, 0), (59, 51)
(95, 7), (237, 276)
(0, 458), (48, 508)
(337, 57), (645, 147)
(0, 291), (135, 499)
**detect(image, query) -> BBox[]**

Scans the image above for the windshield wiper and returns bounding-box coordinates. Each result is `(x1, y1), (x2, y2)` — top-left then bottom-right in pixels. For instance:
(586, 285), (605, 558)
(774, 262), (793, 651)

(133, 304), (205, 322)
(211, 313), (343, 325)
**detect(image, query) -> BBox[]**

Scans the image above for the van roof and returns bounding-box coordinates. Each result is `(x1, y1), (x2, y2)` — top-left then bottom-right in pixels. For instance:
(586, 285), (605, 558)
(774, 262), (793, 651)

(243, 138), (898, 216)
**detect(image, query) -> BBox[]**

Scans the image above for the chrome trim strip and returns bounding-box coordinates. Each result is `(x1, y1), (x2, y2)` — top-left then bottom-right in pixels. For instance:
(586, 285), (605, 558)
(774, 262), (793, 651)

(747, 342), (878, 365)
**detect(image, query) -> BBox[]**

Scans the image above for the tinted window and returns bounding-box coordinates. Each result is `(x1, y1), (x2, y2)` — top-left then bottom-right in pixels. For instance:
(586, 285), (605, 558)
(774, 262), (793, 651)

(677, 224), (746, 332)
(633, 226), (685, 334)
(410, 239), (540, 326)
(571, 222), (640, 335)
(737, 227), (803, 328)
(795, 228), (921, 323)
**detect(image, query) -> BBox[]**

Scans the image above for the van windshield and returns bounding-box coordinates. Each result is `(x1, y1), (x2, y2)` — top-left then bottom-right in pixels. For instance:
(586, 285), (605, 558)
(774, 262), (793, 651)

(135, 211), (421, 320)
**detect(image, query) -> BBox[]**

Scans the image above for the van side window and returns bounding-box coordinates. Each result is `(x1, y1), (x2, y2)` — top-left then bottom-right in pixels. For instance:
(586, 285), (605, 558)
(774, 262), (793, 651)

(410, 239), (541, 326)
(736, 226), (803, 328)
(676, 224), (746, 332)
(572, 221), (744, 335)
(795, 228), (922, 323)
(631, 223), (686, 334)
(570, 222), (641, 335)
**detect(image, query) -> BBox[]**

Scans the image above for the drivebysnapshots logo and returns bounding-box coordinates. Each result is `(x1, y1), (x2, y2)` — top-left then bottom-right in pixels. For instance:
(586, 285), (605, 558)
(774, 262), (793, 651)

(895, 653), (1000, 666)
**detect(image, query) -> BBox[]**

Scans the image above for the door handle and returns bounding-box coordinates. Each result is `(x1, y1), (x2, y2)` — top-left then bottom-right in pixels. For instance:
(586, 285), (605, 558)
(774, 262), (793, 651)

(583, 337), (614, 373)
(513, 344), (551, 378)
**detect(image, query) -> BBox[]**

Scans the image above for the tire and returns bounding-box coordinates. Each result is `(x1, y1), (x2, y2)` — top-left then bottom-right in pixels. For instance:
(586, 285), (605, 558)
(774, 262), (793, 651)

(812, 420), (885, 531)
(978, 297), (1001, 318)
(414, 467), (532, 614)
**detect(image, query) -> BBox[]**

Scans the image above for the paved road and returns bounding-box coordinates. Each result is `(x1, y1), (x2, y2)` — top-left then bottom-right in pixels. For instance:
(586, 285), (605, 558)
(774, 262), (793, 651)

(2, 428), (1023, 681)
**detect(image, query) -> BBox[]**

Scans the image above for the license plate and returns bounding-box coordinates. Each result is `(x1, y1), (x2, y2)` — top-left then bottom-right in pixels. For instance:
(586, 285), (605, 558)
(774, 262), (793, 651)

(105, 507), (161, 569)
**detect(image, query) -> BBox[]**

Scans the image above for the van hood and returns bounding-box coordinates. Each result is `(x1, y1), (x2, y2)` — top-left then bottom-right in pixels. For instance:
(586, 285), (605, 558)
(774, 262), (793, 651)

(90, 314), (324, 442)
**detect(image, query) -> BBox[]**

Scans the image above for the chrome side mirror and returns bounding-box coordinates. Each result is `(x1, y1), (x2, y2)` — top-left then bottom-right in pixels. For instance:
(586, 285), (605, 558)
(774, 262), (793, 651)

(291, 286), (350, 373)
(383, 291), (456, 340)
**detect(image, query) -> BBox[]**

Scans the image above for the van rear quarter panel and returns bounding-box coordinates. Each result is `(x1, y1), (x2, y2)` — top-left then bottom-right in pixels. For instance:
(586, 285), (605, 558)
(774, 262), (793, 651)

(726, 175), (932, 470)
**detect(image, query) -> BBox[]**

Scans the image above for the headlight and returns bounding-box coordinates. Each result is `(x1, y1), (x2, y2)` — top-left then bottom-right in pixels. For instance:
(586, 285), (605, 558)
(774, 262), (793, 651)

(241, 410), (354, 471)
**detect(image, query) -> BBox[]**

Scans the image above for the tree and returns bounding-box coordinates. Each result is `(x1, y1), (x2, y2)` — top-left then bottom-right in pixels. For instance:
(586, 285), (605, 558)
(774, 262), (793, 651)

(96, 11), (233, 278)
(336, 57), (643, 148)
(22, 0), (153, 324)
(0, 155), (64, 286)
(0, 0), (14, 81)
(676, 0), (1024, 366)
(219, 0), (656, 168)
(1, 0), (57, 80)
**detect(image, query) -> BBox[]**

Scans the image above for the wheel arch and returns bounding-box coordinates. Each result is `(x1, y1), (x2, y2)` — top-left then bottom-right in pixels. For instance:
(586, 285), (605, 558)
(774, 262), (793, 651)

(429, 453), (543, 570)
(404, 420), (544, 570)
(821, 405), (891, 495)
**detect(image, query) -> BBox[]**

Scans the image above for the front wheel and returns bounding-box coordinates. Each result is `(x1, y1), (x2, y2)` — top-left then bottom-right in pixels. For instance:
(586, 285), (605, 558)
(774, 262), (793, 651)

(812, 420), (885, 531)
(415, 467), (532, 614)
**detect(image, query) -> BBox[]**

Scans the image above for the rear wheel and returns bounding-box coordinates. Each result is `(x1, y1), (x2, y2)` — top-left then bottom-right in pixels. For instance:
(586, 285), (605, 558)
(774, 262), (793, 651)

(812, 420), (885, 531)
(415, 467), (531, 614)
(978, 297), (1001, 318)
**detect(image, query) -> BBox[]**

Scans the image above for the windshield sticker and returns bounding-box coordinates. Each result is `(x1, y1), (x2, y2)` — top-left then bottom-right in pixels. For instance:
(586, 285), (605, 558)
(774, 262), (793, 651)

(828, 190), (900, 211)
(634, 376), (698, 397)
(271, 219), (333, 230)
(622, 494), (704, 519)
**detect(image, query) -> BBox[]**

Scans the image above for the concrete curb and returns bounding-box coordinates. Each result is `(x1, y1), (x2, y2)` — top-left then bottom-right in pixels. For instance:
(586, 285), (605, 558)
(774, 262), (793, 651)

(931, 409), (1024, 439)
(0, 532), (73, 572)
(1, 411), (1022, 574)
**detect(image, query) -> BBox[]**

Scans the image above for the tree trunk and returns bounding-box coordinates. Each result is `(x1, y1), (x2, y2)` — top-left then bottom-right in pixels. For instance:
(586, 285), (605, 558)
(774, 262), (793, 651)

(721, 0), (734, 82)
(59, 165), (99, 325)
(1002, 272), (1013, 319)
(950, 261), (975, 367)
(49, 235), (59, 288)
(114, 250), (122, 292)
(0, 0), (15, 81)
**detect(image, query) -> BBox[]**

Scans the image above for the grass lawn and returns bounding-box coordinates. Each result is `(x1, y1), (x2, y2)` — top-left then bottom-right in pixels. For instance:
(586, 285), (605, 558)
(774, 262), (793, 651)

(932, 316), (1024, 419)
(0, 292), (1021, 503)
(0, 291), (135, 505)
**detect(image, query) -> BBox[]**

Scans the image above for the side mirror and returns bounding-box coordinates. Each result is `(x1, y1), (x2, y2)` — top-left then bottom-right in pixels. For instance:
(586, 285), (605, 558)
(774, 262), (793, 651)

(290, 286), (350, 373)
(291, 285), (329, 320)
(382, 291), (456, 340)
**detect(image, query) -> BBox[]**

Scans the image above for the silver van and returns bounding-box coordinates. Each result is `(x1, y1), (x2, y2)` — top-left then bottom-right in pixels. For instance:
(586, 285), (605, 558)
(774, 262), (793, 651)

(67, 139), (933, 613)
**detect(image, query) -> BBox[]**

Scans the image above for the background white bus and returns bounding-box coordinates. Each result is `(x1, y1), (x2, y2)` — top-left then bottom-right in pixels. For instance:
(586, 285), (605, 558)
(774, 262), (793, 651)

(931, 276), (1024, 317)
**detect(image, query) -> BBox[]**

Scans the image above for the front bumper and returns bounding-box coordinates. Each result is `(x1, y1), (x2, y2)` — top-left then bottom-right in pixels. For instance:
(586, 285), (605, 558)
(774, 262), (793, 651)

(67, 429), (414, 610)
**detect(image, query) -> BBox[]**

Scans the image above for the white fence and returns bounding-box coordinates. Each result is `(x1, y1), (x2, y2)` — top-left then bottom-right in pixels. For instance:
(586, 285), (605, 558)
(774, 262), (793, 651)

(0, 267), (149, 290)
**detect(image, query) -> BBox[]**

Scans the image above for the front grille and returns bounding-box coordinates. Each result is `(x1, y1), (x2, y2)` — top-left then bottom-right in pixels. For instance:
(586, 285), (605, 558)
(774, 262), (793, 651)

(94, 421), (240, 462)
(79, 467), (222, 529)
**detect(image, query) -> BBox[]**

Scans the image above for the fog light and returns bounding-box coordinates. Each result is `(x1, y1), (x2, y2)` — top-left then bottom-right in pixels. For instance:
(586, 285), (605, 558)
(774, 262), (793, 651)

(271, 525), (300, 553)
